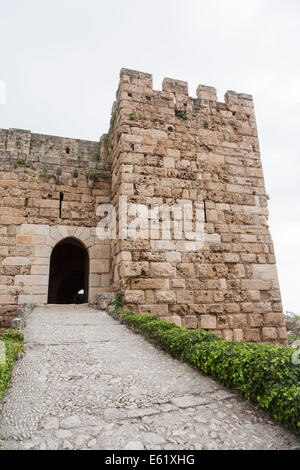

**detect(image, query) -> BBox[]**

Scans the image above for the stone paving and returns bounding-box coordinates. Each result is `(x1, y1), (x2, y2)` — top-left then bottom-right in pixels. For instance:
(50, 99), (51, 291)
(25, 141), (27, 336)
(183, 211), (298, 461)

(0, 306), (299, 451)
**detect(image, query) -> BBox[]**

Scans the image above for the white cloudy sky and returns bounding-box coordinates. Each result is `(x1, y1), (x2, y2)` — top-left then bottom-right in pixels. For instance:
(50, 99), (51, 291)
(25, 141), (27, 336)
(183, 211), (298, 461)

(0, 0), (299, 312)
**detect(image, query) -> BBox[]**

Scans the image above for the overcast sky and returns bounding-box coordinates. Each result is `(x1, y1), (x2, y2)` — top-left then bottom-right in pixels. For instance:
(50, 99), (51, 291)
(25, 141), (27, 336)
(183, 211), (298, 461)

(0, 0), (299, 312)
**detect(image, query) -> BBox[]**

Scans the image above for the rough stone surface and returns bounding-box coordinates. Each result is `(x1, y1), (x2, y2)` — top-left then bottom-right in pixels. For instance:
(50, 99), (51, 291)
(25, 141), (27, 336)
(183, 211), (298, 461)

(0, 306), (299, 451)
(0, 68), (287, 345)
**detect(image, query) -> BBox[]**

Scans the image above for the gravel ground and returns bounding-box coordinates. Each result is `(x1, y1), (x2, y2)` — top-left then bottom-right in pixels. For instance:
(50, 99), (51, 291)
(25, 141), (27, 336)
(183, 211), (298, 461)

(0, 305), (299, 450)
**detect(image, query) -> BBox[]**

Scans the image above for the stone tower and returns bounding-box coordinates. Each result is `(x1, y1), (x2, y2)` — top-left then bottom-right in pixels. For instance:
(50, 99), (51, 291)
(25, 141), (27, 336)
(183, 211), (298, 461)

(106, 68), (286, 345)
(0, 68), (287, 345)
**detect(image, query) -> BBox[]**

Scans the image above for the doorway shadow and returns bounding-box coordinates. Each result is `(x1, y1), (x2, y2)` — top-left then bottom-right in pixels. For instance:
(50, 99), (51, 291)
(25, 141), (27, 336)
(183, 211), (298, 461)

(47, 237), (89, 304)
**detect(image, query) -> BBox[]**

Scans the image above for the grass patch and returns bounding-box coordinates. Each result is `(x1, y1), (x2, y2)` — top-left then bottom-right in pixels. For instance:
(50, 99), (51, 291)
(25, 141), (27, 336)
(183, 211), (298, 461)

(175, 111), (188, 121)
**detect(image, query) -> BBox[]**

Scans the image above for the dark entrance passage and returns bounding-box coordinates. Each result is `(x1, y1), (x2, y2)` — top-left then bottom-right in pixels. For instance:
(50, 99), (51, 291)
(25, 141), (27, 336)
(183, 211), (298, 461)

(48, 238), (89, 304)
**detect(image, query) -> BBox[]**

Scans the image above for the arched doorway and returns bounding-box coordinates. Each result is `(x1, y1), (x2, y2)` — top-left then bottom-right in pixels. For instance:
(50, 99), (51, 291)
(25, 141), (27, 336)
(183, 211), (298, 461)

(47, 237), (89, 304)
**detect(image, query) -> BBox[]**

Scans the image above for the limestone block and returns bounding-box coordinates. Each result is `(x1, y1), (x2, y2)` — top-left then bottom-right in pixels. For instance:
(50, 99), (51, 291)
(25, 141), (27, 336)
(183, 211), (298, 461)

(152, 241), (176, 251)
(206, 210), (218, 223)
(162, 77), (189, 96)
(166, 252), (182, 263)
(241, 280), (271, 291)
(18, 294), (47, 304)
(15, 275), (48, 286)
(144, 290), (155, 304)
(177, 263), (196, 278)
(170, 279), (185, 289)
(233, 329), (243, 342)
(248, 290), (260, 301)
(39, 155), (60, 165)
(222, 329), (234, 342)
(196, 84), (217, 101)
(277, 327), (287, 340)
(3, 257), (29, 266)
(194, 291), (213, 303)
(166, 148), (180, 159)
(176, 241), (204, 252)
(176, 289), (194, 304)
(20, 224), (50, 236)
(248, 314), (264, 328)
(210, 304), (223, 314)
(29, 257), (49, 266)
(0, 295), (16, 304)
(31, 265), (49, 275)
(187, 280), (205, 290)
(76, 227), (91, 241)
(163, 157), (175, 168)
(244, 328), (261, 342)
(120, 183), (134, 195)
(155, 290), (176, 304)
(115, 251), (132, 263)
(253, 264), (278, 281)
(200, 316), (217, 330)
(90, 259), (110, 274)
(204, 233), (221, 243)
(0, 247), (9, 256)
(124, 290), (145, 304)
(22, 286), (48, 295)
(16, 235), (45, 245)
(262, 327), (278, 341)
(83, 236), (95, 249)
(138, 304), (169, 316)
(227, 314), (248, 329)
(34, 245), (52, 258)
(89, 245), (110, 260)
(161, 315), (182, 327)
(241, 303), (254, 313)
(121, 262), (149, 278)
(263, 313), (285, 327)
(223, 253), (240, 263)
(150, 263), (176, 278)
(131, 279), (169, 290)
(89, 274), (101, 287)
(183, 316), (197, 329)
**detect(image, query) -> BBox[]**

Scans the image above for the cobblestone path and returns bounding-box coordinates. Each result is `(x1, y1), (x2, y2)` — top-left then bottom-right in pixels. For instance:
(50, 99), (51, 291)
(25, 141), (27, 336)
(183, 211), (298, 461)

(0, 306), (299, 450)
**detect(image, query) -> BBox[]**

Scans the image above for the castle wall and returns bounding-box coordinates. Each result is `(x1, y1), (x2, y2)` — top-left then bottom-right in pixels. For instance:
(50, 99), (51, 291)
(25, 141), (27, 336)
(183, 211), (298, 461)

(109, 68), (286, 345)
(0, 129), (111, 328)
(0, 68), (287, 345)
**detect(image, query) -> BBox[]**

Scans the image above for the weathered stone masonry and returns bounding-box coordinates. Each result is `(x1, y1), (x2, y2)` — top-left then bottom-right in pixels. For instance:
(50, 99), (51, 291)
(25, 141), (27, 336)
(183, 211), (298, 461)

(0, 68), (287, 345)
(0, 129), (111, 329)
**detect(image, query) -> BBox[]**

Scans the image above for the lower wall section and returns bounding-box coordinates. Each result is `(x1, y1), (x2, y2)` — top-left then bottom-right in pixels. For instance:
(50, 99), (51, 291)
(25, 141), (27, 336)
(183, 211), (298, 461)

(120, 259), (287, 345)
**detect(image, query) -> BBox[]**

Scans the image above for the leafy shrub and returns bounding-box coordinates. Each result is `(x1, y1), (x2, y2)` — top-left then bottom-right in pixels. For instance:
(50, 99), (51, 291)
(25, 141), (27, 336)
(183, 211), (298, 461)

(0, 329), (24, 399)
(108, 291), (124, 309)
(129, 113), (138, 121)
(111, 309), (300, 435)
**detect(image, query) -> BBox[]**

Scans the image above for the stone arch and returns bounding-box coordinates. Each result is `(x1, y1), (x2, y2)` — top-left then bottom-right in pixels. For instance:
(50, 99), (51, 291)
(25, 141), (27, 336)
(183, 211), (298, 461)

(47, 237), (89, 304)
(11, 224), (110, 305)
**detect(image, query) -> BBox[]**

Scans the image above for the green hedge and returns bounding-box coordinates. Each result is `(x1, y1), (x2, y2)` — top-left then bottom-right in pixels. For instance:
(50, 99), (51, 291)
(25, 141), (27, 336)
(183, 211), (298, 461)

(0, 329), (24, 399)
(113, 309), (300, 435)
